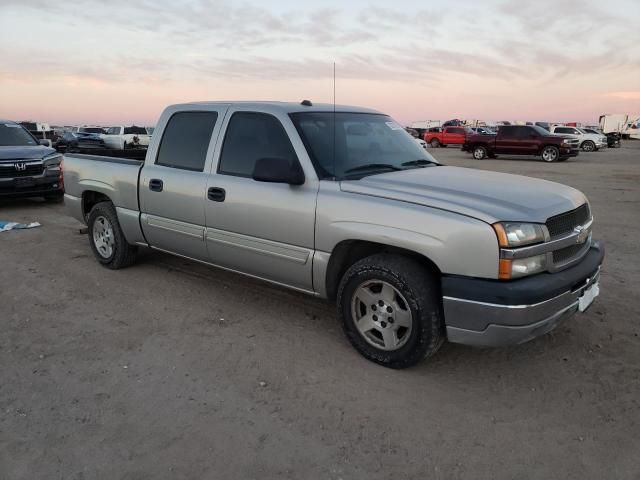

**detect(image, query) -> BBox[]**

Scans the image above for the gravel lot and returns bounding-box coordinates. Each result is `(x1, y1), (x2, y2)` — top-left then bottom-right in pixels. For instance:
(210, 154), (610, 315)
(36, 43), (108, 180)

(1, 142), (639, 479)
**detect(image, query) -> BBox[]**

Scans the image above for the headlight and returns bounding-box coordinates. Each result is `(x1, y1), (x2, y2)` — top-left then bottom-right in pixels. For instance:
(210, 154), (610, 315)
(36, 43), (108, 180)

(509, 255), (547, 278)
(562, 138), (571, 144)
(493, 222), (545, 247)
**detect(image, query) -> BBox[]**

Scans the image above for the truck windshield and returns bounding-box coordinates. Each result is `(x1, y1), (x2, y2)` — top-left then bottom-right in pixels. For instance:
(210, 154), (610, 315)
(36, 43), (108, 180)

(0, 123), (37, 146)
(291, 112), (438, 179)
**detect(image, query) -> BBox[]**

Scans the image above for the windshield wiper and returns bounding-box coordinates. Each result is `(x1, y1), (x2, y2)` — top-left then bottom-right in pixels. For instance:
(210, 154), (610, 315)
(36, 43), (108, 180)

(401, 159), (438, 167)
(343, 163), (403, 175)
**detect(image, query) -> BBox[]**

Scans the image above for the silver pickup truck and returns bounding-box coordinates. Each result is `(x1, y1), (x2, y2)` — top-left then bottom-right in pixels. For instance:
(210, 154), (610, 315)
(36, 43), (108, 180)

(64, 101), (604, 368)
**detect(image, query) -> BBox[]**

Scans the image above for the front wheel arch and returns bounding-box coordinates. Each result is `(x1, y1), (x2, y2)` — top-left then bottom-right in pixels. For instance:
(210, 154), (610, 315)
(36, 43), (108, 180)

(325, 240), (442, 301)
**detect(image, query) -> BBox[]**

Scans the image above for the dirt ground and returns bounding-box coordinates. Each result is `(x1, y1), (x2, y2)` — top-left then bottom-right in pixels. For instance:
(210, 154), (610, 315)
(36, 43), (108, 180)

(1, 142), (639, 479)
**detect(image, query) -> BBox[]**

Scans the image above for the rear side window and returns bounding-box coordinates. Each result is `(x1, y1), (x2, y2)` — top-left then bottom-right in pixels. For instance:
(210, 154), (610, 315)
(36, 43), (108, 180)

(218, 112), (298, 178)
(156, 111), (218, 171)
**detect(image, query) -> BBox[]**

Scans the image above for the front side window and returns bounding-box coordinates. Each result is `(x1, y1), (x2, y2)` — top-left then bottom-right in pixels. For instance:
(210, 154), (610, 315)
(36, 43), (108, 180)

(156, 111), (218, 171)
(0, 123), (37, 146)
(218, 112), (298, 178)
(291, 112), (438, 180)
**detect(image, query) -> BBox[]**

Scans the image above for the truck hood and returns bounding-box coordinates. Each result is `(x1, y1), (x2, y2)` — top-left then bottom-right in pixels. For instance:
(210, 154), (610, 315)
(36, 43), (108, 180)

(0, 145), (56, 161)
(340, 166), (586, 224)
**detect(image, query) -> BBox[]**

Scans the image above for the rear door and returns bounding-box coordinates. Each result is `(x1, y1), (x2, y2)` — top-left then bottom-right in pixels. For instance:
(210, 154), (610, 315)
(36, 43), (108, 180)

(495, 127), (521, 154)
(139, 106), (229, 261)
(203, 108), (318, 292)
(516, 126), (539, 154)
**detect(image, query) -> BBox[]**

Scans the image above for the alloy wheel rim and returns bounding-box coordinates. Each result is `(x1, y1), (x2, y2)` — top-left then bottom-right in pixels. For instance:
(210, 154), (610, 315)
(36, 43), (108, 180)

(351, 280), (413, 351)
(93, 215), (115, 258)
(543, 148), (557, 161)
(474, 148), (484, 159)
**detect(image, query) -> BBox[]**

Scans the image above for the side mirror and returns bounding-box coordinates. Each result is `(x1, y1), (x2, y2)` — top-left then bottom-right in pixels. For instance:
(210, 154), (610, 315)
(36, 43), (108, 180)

(252, 157), (305, 185)
(39, 139), (52, 147)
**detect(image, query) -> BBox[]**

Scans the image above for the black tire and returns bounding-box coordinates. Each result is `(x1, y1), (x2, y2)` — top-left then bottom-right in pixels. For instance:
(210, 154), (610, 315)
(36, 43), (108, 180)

(337, 253), (444, 369)
(87, 201), (137, 269)
(472, 145), (487, 160)
(581, 140), (595, 152)
(541, 145), (560, 162)
(430, 139), (440, 148)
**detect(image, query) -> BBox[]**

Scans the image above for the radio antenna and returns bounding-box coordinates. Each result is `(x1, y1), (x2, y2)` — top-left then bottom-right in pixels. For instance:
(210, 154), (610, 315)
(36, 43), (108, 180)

(332, 61), (336, 180)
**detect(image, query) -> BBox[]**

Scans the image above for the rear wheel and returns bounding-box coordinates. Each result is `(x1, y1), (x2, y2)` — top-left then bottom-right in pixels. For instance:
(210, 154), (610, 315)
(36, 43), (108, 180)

(430, 139), (440, 148)
(88, 202), (137, 269)
(473, 145), (487, 159)
(337, 254), (444, 369)
(581, 140), (595, 152)
(541, 145), (559, 162)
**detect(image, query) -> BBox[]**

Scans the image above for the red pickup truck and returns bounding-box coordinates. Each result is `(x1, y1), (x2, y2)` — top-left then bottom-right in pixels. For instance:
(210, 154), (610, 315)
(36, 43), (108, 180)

(424, 126), (469, 148)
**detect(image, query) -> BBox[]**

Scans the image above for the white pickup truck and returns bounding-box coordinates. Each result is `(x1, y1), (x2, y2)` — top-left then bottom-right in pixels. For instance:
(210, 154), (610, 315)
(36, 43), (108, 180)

(549, 126), (608, 152)
(63, 101), (604, 368)
(102, 126), (150, 150)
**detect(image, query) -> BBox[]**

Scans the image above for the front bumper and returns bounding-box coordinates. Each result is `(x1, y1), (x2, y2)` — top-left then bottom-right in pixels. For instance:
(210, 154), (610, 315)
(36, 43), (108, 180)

(560, 146), (580, 157)
(0, 174), (63, 198)
(442, 241), (604, 347)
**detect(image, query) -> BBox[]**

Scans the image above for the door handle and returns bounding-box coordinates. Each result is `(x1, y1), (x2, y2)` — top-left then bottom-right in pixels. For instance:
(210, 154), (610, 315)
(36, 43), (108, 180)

(149, 179), (163, 192)
(208, 187), (226, 202)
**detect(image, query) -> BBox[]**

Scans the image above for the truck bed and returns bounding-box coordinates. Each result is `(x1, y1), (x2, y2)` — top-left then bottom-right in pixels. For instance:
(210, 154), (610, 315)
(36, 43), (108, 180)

(63, 153), (144, 214)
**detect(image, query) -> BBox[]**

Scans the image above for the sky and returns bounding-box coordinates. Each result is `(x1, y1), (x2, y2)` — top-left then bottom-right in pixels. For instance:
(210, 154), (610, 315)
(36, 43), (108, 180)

(1, 0), (639, 126)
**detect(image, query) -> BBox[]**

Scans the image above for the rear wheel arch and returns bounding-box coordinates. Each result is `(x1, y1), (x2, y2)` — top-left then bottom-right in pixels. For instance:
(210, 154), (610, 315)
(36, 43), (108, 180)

(82, 190), (112, 221)
(325, 240), (442, 301)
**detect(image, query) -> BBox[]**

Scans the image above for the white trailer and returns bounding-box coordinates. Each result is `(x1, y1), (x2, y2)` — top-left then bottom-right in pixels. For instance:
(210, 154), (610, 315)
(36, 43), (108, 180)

(599, 114), (628, 134)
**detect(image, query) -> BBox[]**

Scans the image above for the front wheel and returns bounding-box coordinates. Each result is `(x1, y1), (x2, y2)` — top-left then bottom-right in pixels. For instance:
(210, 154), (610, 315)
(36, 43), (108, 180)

(581, 140), (595, 152)
(473, 145), (487, 159)
(541, 145), (560, 162)
(430, 139), (440, 148)
(88, 202), (137, 269)
(337, 254), (444, 369)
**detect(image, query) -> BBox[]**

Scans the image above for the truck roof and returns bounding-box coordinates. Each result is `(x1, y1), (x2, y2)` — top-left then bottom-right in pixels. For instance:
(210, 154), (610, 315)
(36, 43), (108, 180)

(168, 101), (382, 115)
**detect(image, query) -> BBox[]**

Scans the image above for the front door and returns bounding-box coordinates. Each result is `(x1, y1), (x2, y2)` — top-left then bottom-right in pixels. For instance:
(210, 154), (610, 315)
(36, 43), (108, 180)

(139, 107), (228, 261)
(204, 109), (318, 292)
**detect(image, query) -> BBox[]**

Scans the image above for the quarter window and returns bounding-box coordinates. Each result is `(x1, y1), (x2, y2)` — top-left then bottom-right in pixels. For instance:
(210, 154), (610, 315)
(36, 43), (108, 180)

(156, 111), (218, 171)
(218, 112), (298, 178)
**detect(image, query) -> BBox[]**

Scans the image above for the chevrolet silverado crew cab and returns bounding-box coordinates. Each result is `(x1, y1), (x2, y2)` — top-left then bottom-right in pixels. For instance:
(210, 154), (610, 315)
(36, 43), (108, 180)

(463, 125), (580, 162)
(64, 102), (604, 368)
(0, 120), (64, 200)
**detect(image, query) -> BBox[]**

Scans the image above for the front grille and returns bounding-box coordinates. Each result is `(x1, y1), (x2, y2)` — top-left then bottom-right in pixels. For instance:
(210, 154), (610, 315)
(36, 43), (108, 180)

(0, 163), (44, 178)
(546, 203), (591, 239)
(553, 243), (587, 264)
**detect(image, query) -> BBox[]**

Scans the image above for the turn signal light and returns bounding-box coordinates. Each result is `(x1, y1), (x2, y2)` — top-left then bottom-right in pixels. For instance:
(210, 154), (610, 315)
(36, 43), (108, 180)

(499, 259), (512, 280)
(493, 223), (509, 248)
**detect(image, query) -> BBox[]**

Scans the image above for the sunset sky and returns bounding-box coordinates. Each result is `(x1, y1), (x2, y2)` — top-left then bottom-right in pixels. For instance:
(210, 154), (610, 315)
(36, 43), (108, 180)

(1, 0), (638, 126)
